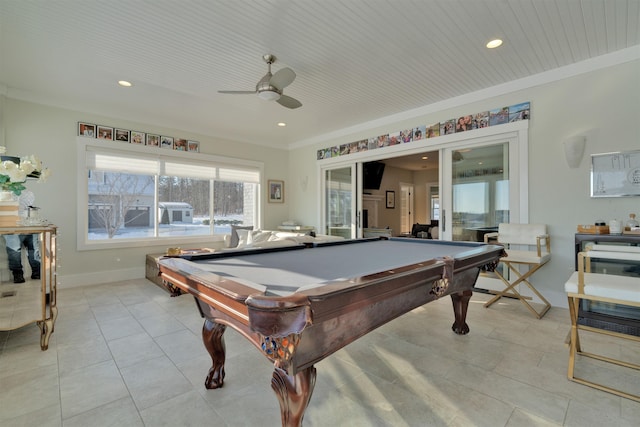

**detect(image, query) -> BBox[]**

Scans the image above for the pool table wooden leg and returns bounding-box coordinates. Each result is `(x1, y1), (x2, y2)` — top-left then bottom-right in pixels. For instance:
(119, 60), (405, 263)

(450, 290), (472, 335)
(272, 364), (316, 427)
(203, 319), (226, 389)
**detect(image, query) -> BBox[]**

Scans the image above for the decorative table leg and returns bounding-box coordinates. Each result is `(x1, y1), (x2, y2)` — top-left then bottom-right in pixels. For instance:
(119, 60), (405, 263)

(271, 365), (316, 427)
(37, 318), (54, 351)
(450, 290), (472, 335)
(50, 305), (58, 334)
(202, 319), (226, 389)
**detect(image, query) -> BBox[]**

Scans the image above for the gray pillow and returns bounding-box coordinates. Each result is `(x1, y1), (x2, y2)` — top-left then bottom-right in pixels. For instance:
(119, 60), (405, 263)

(230, 225), (253, 248)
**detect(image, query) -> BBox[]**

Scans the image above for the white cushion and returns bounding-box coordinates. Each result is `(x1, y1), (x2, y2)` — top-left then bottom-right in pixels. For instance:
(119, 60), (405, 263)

(270, 231), (307, 240)
(430, 227), (439, 239)
(503, 249), (550, 264)
(229, 225), (253, 247)
(235, 229), (252, 248)
(565, 271), (640, 303)
(250, 230), (273, 244)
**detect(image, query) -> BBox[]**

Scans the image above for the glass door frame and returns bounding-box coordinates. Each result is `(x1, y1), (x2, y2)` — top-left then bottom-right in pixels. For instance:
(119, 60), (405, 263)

(319, 163), (359, 238)
(315, 121), (529, 240)
(440, 128), (529, 240)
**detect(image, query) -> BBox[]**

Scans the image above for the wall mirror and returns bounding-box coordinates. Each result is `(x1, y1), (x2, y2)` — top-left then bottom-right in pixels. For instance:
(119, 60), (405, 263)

(0, 235), (43, 331)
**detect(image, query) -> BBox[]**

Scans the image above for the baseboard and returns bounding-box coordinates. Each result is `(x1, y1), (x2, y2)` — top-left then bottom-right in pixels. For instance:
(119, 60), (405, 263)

(57, 266), (145, 289)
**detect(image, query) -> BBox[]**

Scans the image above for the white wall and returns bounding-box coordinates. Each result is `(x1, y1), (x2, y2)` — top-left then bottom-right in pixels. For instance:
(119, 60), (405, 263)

(287, 59), (640, 308)
(2, 98), (290, 286)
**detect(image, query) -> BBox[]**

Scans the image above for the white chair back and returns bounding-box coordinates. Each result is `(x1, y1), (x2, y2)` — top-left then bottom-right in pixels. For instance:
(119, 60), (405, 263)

(497, 223), (547, 246)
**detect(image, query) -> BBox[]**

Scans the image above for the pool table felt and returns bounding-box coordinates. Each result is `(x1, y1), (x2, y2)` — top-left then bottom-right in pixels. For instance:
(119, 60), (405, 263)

(178, 238), (490, 296)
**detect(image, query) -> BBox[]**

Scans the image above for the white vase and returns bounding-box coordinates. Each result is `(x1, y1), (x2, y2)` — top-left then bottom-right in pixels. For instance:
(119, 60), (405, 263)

(0, 190), (15, 201)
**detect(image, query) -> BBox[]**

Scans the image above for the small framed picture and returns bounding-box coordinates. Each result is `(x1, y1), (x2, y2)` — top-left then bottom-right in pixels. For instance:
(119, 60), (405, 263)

(146, 134), (160, 146)
(160, 136), (174, 149)
(268, 180), (284, 203)
(78, 122), (96, 137)
(115, 128), (130, 142)
(174, 138), (188, 151)
(187, 140), (200, 152)
(386, 190), (395, 209)
(131, 131), (145, 144)
(97, 126), (113, 140)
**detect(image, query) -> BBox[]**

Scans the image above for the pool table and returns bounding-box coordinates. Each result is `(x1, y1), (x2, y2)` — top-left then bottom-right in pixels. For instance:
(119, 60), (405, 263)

(157, 237), (504, 426)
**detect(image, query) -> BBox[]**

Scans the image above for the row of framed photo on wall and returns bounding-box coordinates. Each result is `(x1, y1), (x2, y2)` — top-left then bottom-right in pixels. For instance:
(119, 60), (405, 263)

(317, 101), (530, 160)
(78, 122), (200, 152)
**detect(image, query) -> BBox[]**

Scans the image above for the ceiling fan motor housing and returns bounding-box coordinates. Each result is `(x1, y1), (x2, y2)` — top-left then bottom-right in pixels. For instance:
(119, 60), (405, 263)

(256, 81), (282, 101)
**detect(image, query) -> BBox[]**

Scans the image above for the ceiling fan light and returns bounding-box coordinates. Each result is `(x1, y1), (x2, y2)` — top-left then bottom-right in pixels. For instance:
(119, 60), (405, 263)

(258, 90), (281, 101)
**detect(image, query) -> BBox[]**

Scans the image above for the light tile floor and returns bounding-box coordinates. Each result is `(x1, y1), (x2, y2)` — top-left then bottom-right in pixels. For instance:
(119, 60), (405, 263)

(1, 278), (639, 426)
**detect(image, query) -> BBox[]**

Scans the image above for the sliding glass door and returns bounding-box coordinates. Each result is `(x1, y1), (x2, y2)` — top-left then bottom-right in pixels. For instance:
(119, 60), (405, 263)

(441, 142), (511, 241)
(322, 165), (357, 238)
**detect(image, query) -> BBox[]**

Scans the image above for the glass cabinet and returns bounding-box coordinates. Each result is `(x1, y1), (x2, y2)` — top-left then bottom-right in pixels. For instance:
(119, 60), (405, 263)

(574, 233), (640, 336)
(0, 225), (58, 350)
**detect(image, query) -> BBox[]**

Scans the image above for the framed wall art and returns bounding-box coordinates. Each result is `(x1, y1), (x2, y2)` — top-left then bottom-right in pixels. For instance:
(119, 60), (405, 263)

(268, 180), (284, 203)
(115, 128), (130, 142)
(591, 149), (640, 197)
(160, 136), (174, 149)
(131, 131), (145, 144)
(78, 122), (96, 137)
(97, 126), (113, 140)
(386, 190), (395, 208)
(146, 134), (160, 146)
(187, 140), (200, 152)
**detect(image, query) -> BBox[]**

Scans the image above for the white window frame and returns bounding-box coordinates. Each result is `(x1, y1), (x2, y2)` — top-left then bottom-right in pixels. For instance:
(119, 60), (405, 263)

(76, 137), (264, 250)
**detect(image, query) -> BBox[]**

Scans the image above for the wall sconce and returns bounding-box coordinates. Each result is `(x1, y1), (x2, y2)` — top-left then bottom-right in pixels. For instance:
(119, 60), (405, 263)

(563, 135), (586, 168)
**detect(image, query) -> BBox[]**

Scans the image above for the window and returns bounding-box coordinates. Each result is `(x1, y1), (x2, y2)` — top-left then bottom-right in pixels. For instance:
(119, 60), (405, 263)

(78, 139), (262, 249)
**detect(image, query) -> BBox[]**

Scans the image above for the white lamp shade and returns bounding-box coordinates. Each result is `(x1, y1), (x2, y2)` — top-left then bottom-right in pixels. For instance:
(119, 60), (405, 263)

(563, 135), (586, 168)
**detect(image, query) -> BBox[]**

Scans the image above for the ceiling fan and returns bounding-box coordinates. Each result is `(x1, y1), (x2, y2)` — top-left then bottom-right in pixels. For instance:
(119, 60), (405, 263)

(218, 54), (302, 109)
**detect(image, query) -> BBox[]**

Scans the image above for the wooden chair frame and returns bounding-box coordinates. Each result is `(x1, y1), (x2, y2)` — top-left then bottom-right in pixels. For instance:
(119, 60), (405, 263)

(565, 246), (640, 402)
(484, 224), (551, 319)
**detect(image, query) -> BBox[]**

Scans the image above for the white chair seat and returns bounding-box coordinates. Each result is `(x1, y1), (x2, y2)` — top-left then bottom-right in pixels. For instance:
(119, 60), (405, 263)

(564, 271), (640, 302)
(503, 249), (550, 264)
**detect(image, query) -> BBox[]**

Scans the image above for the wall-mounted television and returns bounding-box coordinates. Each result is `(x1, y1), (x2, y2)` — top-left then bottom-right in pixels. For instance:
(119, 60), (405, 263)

(363, 161), (385, 190)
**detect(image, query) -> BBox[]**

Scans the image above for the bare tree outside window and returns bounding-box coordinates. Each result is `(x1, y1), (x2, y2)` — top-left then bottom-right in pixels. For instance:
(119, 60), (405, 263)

(89, 171), (154, 238)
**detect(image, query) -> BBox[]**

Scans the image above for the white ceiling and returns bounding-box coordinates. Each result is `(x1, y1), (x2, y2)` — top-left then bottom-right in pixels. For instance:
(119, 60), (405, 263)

(1, 1), (639, 150)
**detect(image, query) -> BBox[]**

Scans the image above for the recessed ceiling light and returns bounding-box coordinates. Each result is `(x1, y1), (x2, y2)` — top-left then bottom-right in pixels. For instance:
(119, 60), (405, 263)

(421, 156), (428, 160)
(277, 122), (286, 127)
(118, 80), (132, 87)
(486, 39), (503, 49)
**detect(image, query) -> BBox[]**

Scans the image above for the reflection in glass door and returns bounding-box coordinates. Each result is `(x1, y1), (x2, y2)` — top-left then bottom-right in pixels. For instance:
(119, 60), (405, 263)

(449, 143), (509, 241)
(323, 165), (356, 239)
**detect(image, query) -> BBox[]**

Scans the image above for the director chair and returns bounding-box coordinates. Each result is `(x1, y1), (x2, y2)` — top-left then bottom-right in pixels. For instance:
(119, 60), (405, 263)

(564, 245), (640, 402)
(483, 223), (551, 318)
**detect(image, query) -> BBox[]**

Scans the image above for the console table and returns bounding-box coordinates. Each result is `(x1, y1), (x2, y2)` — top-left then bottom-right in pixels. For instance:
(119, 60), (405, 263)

(0, 225), (58, 350)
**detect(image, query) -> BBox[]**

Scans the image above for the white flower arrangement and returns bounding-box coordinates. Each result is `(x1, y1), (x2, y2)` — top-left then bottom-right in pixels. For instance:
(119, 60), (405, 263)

(0, 146), (51, 196)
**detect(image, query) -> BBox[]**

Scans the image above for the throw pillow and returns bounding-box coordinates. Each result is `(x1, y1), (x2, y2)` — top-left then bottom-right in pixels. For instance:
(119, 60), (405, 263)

(230, 225), (253, 248)
(251, 230), (273, 244)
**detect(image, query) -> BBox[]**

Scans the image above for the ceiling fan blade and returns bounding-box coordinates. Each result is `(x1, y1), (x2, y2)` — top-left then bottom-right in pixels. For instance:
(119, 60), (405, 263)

(218, 90), (256, 94)
(270, 67), (296, 90)
(277, 94), (302, 109)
